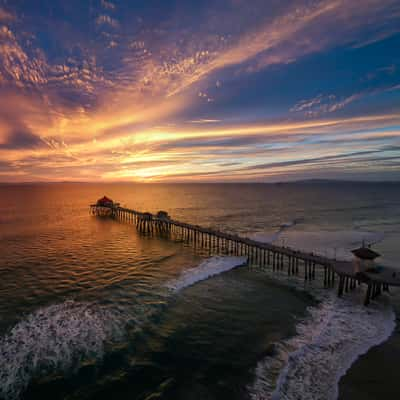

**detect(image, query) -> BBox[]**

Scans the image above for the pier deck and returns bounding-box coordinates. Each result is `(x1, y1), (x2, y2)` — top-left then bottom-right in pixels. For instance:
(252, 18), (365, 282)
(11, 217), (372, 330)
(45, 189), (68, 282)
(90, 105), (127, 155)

(90, 203), (399, 305)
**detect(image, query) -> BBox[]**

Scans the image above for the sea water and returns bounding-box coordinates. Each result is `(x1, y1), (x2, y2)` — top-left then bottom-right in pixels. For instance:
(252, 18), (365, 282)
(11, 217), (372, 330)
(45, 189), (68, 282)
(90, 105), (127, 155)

(0, 182), (399, 400)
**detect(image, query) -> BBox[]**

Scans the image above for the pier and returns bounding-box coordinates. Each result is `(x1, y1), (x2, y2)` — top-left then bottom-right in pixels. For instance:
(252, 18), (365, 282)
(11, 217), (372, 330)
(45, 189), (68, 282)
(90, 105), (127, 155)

(90, 200), (400, 305)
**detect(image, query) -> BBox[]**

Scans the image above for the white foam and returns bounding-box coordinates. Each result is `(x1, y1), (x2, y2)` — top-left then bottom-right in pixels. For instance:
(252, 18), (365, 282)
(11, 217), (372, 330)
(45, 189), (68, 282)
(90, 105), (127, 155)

(248, 286), (396, 400)
(252, 219), (302, 244)
(279, 219), (302, 230)
(252, 230), (385, 261)
(166, 256), (247, 292)
(0, 300), (125, 400)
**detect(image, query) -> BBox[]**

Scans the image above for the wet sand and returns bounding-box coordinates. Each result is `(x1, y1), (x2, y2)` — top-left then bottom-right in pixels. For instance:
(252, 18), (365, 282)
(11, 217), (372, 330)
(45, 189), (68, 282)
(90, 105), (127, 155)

(339, 303), (400, 399)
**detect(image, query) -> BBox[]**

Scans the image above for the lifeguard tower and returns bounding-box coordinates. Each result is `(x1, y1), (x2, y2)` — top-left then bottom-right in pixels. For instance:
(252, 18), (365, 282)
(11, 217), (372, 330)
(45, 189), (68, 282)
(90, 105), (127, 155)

(351, 242), (380, 274)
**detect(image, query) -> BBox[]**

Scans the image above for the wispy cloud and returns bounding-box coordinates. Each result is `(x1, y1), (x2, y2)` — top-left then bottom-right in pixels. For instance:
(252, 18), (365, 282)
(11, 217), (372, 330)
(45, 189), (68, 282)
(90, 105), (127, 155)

(188, 119), (222, 124)
(0, 7), (14, 22)
(96, 14), (119, 29)
(351, 27), (400, 49)
(363, 64), (397, 81)
(291, 84), (400, 117)
(101, 0), (116, 11)
(291, 93), (363, 116)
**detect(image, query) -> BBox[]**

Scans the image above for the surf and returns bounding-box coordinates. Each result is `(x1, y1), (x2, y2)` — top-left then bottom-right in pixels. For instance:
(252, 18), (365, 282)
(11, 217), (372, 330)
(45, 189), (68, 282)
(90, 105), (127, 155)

(247, 227), (394, 400)
(249, 288), (395, 400)
(166, 256), (248, 292)
(0, 300), (125, 400)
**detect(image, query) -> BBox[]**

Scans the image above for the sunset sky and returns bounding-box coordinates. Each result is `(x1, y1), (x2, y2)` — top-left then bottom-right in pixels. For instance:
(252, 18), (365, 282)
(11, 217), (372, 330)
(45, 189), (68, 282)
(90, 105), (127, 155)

(0, 0), (399, 182)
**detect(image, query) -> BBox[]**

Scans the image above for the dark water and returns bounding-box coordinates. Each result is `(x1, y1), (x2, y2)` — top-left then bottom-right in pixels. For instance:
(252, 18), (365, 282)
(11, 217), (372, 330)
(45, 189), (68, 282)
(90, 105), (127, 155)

(0, 182), (399, 400)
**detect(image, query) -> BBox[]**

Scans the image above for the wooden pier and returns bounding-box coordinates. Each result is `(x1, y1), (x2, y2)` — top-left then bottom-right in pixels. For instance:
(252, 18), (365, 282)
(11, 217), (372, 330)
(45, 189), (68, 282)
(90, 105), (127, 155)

(90, 202), (400, 305)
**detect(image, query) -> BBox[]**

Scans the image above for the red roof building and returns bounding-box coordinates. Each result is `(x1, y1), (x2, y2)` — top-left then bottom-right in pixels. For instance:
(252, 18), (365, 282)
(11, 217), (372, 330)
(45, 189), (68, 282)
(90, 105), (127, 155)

(97, 196), (114, 206)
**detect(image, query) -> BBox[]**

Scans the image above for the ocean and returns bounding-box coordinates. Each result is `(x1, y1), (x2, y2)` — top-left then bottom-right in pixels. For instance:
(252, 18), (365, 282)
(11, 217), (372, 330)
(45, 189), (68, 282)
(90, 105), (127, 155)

(0, 182), (399, 400)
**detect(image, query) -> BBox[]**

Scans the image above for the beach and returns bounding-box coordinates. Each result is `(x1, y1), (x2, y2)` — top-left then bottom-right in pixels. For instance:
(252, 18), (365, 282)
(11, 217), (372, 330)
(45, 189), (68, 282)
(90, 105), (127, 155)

(339, 299), (400, 400)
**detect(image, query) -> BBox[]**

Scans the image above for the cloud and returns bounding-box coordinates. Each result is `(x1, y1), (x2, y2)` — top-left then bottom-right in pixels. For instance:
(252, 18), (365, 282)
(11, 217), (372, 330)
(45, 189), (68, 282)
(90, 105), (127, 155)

(188, 119), (222, 124)
(0, 24), (110, 108)
(291, 94), (335, 113)
(290, 93), (363, 116)
(0, 108), (43, 150)
(0, 7), (14, 22)
(351, 27), (400, 49)
(0, 128), (42, 149)
(96, 15), (119, 29)
(0, 26), (48, 87)
(101, 0), (116, 11)
(291, 83), (400, 117)
(242, 149), (390, 171)
(363, 64), (397, 81)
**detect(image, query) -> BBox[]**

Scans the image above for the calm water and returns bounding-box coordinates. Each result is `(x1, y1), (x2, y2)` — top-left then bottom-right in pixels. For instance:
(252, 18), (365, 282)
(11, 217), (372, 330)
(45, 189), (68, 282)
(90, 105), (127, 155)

(0, 182), (400, 400)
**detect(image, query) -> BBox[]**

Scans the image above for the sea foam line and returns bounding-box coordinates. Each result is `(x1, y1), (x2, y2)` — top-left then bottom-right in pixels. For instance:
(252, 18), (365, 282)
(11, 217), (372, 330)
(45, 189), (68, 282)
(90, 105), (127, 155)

(166, 256), (248, 292)
(251, 229), (385, 261)
(0, 300), (125, 400)
(248, 287), (396, 400)
(246, 228), (394, 399)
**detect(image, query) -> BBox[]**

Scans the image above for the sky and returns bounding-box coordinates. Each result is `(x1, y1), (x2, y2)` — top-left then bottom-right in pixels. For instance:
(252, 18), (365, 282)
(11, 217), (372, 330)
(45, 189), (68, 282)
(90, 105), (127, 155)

(0, 0), (399, 183)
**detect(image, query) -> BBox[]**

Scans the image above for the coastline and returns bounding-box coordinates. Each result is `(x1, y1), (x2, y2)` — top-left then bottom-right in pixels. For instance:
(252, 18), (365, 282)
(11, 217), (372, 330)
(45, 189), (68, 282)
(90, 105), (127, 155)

(248, 268), (397, 400)
(339, 301), (400, 399)
(249, 227), (400, 398)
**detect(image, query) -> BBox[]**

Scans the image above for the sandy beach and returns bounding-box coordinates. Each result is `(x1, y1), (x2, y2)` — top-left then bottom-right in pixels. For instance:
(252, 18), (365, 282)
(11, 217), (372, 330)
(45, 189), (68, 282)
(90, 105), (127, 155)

(339, 300), (400, 399)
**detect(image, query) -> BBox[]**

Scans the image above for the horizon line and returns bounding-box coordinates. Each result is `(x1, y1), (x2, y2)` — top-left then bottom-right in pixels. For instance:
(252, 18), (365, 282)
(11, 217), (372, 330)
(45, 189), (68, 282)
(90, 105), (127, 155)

(1, 179), (400, 185)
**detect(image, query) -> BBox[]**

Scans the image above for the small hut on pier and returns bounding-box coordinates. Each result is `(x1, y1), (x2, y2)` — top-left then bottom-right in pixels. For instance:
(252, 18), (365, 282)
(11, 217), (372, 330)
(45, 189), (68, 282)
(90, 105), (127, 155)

(94, 196), (119, 216)
(97, 196), (114, 207)
(142, 212), (153, 220)
(156, 211), (170, 220)
(352, 243), (380, 273)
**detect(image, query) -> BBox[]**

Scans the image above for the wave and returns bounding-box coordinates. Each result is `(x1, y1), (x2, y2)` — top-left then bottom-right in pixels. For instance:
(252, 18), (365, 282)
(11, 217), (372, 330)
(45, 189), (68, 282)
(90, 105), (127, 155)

(0, 300), (125, 400)
(279, 218), (304, 230)
(250, 218), (303, 244)
(166, 256), (248, 292)
(248, 285), (395, 400)
(282, 230), (385, 261)
(252, 229), (385, 261)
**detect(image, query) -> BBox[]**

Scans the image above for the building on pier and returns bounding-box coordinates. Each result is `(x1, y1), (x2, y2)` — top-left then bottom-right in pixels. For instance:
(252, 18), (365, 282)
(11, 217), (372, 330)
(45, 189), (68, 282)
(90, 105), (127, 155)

(156, 211), (170, 220)
(97, 196), (115, 207)
(94, 196), (119, 217)
(352, 243), (380, 274)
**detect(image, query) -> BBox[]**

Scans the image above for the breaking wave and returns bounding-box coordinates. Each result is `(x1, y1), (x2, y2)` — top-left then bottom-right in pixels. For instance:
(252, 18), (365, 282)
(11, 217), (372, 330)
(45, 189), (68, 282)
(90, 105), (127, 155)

(248, 286), (395, 400)
(279, 218), (303, 230)
(250, 218), (303, 244)
(0, 300), (125, 400)
(166, 256), (248, 292)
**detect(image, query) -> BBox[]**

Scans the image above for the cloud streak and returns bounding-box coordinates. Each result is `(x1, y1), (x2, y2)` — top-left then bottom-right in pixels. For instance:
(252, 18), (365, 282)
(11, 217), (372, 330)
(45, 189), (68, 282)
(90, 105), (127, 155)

(0, 0), (399, 182)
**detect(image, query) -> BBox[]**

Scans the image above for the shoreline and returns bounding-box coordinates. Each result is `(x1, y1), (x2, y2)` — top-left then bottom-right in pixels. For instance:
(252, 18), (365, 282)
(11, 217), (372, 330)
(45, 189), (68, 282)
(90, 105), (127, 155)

(249, 268), (397, 400)
(249, 229), (400, 398)
(339, 302), (400, 399)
